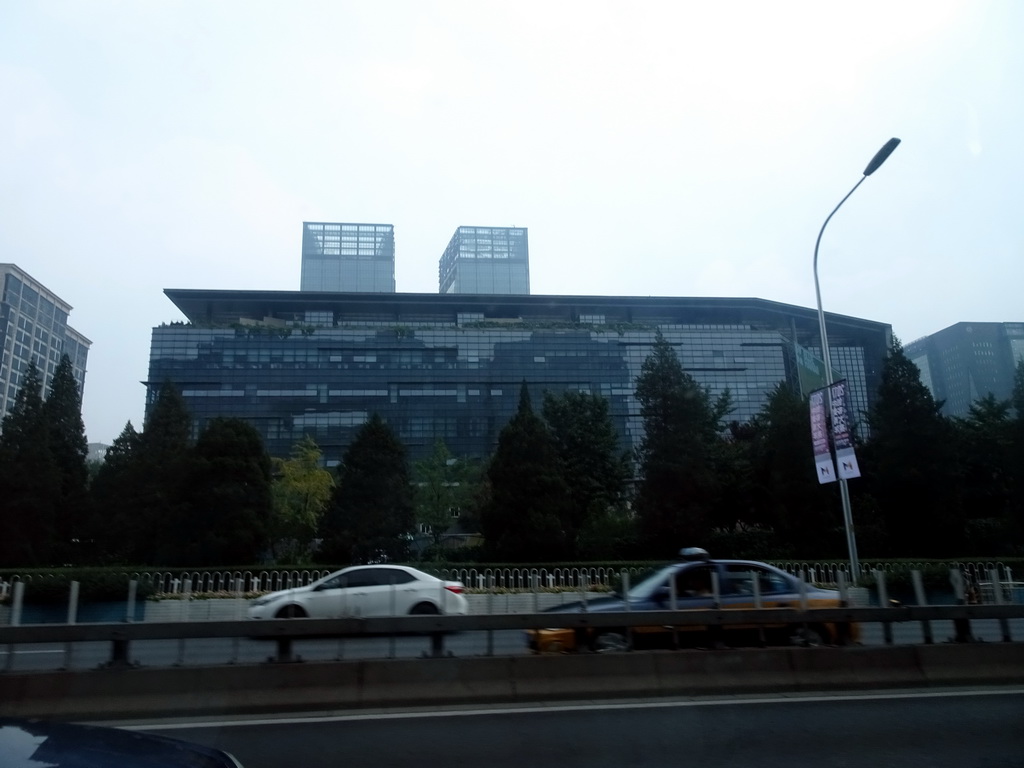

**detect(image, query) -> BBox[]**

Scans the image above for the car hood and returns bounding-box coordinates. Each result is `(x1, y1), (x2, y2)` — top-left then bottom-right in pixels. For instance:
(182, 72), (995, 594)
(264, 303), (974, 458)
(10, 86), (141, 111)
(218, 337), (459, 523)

(0, 717), (241, 767)
(255, 586), (305, 603)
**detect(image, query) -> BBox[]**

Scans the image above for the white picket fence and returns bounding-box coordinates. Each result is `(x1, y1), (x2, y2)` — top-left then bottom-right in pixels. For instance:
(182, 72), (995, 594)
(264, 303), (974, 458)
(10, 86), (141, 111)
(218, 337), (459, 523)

(0, 561), (1019, 602)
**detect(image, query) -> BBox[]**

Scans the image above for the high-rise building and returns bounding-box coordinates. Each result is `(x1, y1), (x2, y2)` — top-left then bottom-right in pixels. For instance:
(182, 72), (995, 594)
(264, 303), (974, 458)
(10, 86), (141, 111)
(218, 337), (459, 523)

(0, 264), (90, 422)
(439, 226), (529, 294)
(905, 322), (1024, 417)
(300, 222), (395, 292)
(148, 290), (889, 463)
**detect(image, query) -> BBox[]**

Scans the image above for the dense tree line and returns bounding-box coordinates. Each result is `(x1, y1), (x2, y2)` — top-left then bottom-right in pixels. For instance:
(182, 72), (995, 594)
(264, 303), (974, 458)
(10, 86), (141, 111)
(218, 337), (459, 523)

(0, 358), (84, 566)
(476, 336), (1024, 561)
(2, 340), (1023, 569)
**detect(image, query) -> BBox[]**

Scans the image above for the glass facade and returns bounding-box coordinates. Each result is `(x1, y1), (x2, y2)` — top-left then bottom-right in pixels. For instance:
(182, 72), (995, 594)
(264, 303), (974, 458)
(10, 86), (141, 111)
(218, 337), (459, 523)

(149, 291), (890, 465)
(300, 222), (395, 293)
(905, 322), (1024, 417)
(439, 226), (529, 294)
(0, 264), (90, 422)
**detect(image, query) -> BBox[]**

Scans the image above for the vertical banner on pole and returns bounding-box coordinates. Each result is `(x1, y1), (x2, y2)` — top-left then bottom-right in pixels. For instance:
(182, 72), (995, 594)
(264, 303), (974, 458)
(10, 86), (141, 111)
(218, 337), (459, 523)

(809, 389), (836, 484)
(829, 379), (861, 479)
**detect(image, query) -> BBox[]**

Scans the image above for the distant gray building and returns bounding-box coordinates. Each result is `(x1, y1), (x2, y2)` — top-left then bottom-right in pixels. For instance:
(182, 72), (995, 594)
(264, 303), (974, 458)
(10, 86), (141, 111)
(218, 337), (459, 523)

(148, 290), (889, 463)
(0, 264), (90, 423)
(87, 443), (109, 463)
(439, 226), (529, 294)
(300, 222), (395, 292)
(905, 322), (1024, 417)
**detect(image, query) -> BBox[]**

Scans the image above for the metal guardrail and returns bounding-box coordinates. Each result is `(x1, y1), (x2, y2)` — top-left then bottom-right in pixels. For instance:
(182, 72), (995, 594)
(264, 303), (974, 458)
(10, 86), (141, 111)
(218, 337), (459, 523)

(3, 604), (1023, 668)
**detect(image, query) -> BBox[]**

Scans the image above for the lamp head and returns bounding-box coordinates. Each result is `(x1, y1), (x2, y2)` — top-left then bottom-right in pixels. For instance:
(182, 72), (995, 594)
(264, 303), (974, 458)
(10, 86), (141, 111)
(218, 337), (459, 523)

(863, 137), (901, 176)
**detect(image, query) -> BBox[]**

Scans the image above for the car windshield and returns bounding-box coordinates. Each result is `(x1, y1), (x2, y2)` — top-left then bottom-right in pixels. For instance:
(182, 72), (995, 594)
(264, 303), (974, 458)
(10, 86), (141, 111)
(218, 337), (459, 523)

(626, 565), (679, 600)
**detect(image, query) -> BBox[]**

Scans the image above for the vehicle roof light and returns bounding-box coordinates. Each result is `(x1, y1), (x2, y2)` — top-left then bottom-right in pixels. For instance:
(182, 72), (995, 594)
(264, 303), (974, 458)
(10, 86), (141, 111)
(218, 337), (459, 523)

(679, 547), (711, 561)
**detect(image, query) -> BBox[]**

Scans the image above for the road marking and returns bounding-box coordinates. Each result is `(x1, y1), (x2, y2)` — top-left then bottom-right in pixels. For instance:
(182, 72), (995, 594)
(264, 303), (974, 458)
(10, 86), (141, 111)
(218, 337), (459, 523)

(118, 686), (1024, 731)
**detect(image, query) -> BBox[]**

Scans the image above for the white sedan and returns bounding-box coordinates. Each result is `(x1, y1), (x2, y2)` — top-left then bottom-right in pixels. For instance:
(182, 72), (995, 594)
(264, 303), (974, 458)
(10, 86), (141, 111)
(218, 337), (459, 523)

(247, 564), (469, 619)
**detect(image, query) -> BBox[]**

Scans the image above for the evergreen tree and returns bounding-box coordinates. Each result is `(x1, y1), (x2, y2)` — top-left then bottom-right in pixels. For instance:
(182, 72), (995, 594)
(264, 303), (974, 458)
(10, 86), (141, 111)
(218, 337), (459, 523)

(269, 435), (334, 563)
(0, 361), (59, 565)
(319, 414), (415, 564)
(862, 339), (961, 556)
(180, 418), (273, 565)
(1008, 360), (1024, 551)
(142, 380), (193, 461)
(136, 380), (194, 564)
(742, 383), (847, 558)
(633, 333), (731, 557)
(481, 382), (572, 561)
(542, 390), (632, 556)
(954, 394), (1014, 553)
(42, 355), (90, 564)
(88, 421), (145, 563)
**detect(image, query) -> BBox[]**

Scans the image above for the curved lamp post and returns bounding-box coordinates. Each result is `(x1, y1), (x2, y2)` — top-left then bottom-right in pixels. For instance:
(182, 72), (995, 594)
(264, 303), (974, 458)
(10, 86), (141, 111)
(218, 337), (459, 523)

(813, 137), (900, 584)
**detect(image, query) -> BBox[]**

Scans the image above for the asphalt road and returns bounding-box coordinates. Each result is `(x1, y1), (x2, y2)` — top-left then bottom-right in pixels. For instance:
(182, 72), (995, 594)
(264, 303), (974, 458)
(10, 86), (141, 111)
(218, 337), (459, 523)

(126, 688), (1024, 768)
(3, 619), (1023, 671)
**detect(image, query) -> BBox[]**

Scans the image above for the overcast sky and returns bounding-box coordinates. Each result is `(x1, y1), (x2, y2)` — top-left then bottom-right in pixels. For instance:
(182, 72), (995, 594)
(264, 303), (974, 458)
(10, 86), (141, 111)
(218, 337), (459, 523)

(2, 1), (1022, 445)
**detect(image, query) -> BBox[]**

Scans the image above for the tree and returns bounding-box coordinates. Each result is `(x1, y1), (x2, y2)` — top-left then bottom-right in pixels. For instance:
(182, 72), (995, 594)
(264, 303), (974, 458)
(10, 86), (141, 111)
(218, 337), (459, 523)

(739, 384), (848, 559)
(953, 394), (1014, 554)
(632, 333), (732, 557)
(141, 380), (193, 461)
(0, 361), (59, 565)
(541, 390), (632, 556)
(42, 355), (90, 564)
(270, 435), (334, 563)
(319, 414), (415, 564)
(1007, 359), (1024, 551)
(481, 382), (573, 561)
(861, 339), (961, 556)
(179, 418), (274, 565)
(136, 380), (195, 564)
(413, 439), (472, 554)
(87, 421), (145, 563)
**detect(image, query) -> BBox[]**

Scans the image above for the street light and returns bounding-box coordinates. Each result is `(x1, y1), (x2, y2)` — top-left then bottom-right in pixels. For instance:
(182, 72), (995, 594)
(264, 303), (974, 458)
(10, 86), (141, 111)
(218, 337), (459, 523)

(813, 137), (900, 584)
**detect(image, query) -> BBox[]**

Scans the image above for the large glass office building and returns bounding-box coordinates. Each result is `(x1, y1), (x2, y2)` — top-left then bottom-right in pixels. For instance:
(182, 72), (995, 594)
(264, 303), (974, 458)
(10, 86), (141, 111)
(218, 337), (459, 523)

(0, 264), (90, 423)
(148, 290), (890, 464)
(906, 322), (1024, 417)
(439, 226), (529, 294)
(300, 222), (395, 293)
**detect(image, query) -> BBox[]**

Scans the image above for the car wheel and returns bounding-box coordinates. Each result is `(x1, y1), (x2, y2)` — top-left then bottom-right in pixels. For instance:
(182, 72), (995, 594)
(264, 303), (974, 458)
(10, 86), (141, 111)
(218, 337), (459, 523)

(792, 625), (828, 647)
(275, 604), (307, 619)
(591, 631), (630, 653)
(409, 602), (440, 615)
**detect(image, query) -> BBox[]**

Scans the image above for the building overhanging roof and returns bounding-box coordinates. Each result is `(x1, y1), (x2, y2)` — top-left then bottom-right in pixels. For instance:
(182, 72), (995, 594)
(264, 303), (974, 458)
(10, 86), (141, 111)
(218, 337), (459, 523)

(162, 288), (891, 337)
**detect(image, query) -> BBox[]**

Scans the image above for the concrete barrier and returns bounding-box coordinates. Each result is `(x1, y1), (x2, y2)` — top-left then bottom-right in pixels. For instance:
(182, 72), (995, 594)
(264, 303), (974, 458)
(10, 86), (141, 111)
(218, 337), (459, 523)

(511, 652), (662, 701)
(790, 646), (925, 689)
(917, 642), (1024, 685)
(358, 656), (516, 707)
(652, 648), (802, 694)
(3, 643), (1024, 721)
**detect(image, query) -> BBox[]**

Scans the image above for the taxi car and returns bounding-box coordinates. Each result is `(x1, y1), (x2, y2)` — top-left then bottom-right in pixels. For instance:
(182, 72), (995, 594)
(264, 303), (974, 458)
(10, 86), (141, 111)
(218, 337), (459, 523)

(527, 548), (858, 653)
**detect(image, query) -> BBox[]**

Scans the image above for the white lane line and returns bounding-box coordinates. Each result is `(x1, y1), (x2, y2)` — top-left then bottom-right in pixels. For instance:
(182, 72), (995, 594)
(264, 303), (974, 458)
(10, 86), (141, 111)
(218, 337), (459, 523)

(118, 686), (1024, 731)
